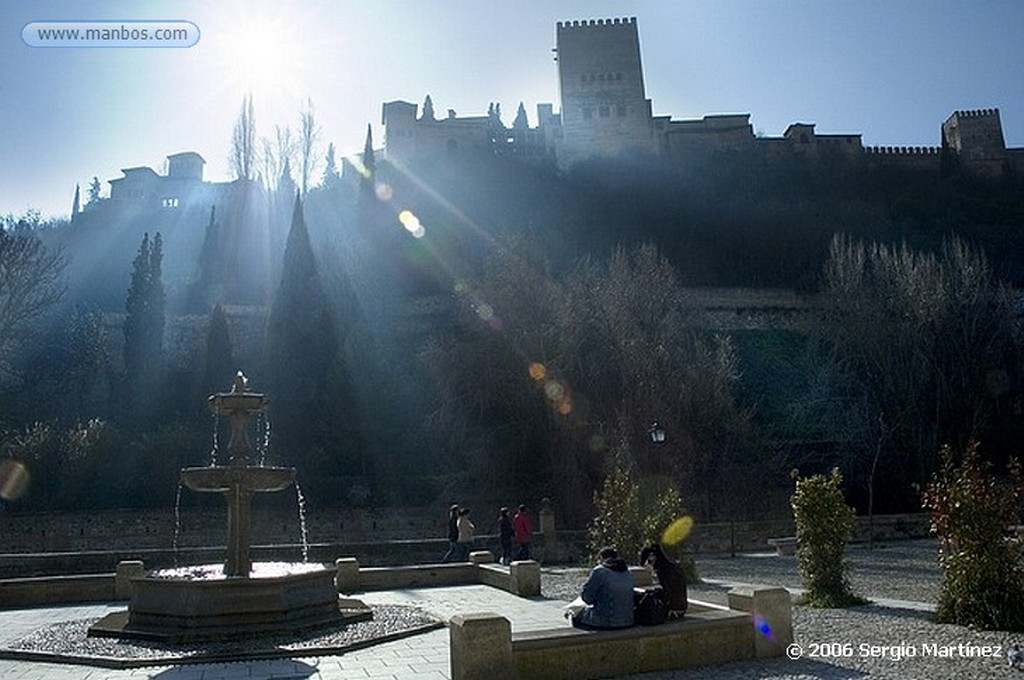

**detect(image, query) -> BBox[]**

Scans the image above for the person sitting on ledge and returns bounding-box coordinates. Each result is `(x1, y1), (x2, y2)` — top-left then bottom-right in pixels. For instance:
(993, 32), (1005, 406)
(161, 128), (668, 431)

(639, 542), (687, 618)
(568, 546), (635, 629)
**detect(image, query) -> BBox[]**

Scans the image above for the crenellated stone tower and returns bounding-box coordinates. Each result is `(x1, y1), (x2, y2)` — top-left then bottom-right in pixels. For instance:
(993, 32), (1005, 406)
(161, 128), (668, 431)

(942, 108), (1009, 176)
(554, 17), (656, 168)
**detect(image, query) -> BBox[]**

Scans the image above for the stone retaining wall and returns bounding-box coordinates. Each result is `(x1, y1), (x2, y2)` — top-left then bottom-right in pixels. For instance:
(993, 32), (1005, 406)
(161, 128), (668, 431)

(0, 507), (929, 557)
(0, 513), (930, 579)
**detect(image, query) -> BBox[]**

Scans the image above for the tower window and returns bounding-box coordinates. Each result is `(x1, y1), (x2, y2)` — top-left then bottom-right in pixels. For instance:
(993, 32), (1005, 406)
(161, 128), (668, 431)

(582, 107), (593, 120)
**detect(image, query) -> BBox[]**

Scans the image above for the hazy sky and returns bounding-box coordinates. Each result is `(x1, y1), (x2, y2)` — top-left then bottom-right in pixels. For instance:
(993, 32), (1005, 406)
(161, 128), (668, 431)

(3, 0), (1023, 218)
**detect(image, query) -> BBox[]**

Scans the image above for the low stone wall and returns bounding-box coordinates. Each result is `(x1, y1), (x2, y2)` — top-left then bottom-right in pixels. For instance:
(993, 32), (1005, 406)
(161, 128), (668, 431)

(336, 551), (541, 598)
(0, 513), (931, 579)
(450, 587), (793, 680)
(0, 573), (114, 608)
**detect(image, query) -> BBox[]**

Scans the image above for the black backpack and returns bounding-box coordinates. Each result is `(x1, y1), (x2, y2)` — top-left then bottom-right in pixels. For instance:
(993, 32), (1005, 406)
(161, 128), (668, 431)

(634, 588), (667, 626)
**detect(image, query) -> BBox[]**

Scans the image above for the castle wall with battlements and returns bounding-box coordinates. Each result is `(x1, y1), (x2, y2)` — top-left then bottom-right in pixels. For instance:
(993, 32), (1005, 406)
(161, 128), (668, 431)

(381, 19), (1018, 179)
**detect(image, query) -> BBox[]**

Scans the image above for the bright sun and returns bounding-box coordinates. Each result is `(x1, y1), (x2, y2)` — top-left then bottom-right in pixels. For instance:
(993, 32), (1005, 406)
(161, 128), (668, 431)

(219, 19), (303, 99)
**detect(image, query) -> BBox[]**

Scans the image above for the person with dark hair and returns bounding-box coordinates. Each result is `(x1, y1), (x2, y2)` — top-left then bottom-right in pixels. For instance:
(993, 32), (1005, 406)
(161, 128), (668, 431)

(513, 504), (533, 560)
(442, 504), (460, 562)
(497, 507), (514, 566)
(639, 542), (687, 618)
(569, 547), (635, 629)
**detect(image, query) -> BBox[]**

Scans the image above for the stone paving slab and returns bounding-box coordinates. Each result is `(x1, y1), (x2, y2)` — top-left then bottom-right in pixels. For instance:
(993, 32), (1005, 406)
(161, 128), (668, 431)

(0, 585), (572, 680)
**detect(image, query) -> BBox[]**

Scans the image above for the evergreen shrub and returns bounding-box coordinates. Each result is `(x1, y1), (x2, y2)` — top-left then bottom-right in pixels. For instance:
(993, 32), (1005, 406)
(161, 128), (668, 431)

(791, 467), (867, 607)
(587, 466), (688, 570)
(922, 443), (1024, 631)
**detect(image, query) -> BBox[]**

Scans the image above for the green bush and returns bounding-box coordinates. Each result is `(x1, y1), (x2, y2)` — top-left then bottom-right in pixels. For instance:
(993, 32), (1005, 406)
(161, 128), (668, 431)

(587, 466), (685, 565)
(922, 443), (1024, 631)
(791, 468), (866, 607)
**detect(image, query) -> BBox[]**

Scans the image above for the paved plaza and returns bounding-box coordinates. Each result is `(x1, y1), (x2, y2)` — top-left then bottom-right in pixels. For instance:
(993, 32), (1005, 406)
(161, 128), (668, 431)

(0, 584), (570, 680)
(1, 540), (1021, 679)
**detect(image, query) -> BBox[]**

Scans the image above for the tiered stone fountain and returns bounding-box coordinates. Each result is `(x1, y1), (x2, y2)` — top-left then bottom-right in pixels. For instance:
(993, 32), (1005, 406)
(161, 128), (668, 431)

(90, 372), (368, 642)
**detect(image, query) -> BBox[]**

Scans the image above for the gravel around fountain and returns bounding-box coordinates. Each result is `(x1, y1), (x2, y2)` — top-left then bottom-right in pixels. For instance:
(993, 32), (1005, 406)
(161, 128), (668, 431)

(0, 604), (442, 669)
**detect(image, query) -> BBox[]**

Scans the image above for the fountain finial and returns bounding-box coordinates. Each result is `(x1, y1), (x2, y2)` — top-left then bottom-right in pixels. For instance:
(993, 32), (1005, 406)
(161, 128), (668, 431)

(232, 371), (248, 393)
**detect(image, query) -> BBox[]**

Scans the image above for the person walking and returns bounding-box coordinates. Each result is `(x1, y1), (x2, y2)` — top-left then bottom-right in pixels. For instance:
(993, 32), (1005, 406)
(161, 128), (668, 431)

(513, 504), (533, 560)
(456, 507), (475, 561)
(497, 507), (514, 566)
(442, 504), (460, 562)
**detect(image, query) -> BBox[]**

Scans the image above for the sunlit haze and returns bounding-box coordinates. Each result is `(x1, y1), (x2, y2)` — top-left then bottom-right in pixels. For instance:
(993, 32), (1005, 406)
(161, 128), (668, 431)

(2, 0), (1023, 217)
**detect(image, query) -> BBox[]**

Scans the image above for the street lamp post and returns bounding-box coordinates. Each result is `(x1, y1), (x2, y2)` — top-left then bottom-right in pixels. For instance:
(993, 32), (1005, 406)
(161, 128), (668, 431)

(648, 422), (666, 444)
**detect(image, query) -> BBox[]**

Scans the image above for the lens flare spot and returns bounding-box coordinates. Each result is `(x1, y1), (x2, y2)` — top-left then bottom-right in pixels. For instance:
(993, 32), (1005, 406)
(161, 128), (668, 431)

(661, 516), (694, 546)
(753, 613), (774, 640)
(398, 210), (426, 238)
(588, 434), (607, 452)
(375, 182), (393, 201)
(454, 280), (468, 294)
(556, 397), (573, 415)
(347, 155), (372, 179)
(476, 303), (494, 321)
(528, 362), (547, 381)
(544, 380), (564, 401)
(0, 459), (30, 501)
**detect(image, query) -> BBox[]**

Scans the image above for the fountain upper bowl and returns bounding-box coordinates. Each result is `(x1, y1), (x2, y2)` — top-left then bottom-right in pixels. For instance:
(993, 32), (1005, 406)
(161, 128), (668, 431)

(180, 465), (295, 493)
(208, 391), (266, 414)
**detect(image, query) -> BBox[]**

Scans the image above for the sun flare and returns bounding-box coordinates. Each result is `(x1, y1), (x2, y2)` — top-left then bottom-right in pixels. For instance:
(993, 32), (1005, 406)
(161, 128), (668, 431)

(219, 19), (303, 99)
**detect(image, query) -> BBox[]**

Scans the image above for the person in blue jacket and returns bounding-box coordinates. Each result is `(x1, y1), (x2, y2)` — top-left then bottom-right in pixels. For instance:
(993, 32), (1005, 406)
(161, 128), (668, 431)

(570, 546), (635, 629)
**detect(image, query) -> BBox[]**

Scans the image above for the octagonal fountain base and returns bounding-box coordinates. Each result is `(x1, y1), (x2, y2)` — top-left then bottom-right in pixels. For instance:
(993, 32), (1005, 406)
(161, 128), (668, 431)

(88, 563), (370, 642)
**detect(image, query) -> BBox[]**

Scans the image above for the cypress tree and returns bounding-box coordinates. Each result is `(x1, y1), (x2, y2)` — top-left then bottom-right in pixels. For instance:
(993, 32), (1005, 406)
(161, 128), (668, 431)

(322, 142), (340, 190)
(122, 232), (165, 423)
(265, 198), (336, 468)
(204, 303), (235, 397)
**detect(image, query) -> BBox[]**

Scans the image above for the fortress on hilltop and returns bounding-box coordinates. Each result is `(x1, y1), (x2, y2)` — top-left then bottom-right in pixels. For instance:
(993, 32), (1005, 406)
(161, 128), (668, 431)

(382, 17), (1023, 177)
(81, 18), (1021, 219)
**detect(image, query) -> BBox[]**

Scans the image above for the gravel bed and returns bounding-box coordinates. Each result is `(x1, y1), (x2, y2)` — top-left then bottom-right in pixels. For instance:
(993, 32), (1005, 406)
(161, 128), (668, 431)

(0, 604), (442, 668)
(540, 539), (1023, 679)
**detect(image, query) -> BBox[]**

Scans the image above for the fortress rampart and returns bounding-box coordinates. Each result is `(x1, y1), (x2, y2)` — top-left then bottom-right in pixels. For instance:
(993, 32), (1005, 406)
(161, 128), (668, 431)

(380, 18), (1019, 178)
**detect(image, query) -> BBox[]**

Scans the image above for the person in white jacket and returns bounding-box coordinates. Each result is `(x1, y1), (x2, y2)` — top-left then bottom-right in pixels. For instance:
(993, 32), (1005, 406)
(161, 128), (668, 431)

(455, 507), (475, 561)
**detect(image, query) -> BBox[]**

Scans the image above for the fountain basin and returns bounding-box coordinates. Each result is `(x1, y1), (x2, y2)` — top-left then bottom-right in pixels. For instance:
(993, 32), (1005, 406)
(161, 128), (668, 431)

(88, 563), (369, 642)
(180, 466), (295, 493)
(209, 391), (266, 413)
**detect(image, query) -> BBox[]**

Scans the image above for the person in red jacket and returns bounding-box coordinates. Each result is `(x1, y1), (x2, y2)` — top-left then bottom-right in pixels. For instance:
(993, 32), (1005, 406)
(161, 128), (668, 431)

(513, 504), (533, 560)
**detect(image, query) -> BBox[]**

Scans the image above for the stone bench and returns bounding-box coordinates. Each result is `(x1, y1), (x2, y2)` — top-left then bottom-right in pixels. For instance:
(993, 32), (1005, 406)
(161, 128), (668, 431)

(767, 536), (798, 555)
(450, 586), (792, 680)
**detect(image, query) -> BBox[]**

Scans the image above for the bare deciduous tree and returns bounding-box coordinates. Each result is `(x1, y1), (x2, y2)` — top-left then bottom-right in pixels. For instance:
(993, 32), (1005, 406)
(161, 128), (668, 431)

(229, 94), (256, 181)
(257, 125), (296, 192)
(0, 227), (66, 363)
(420, 239), (757, 521)
(818, 233), (1016, 518)
(298, 98), (321, 195)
